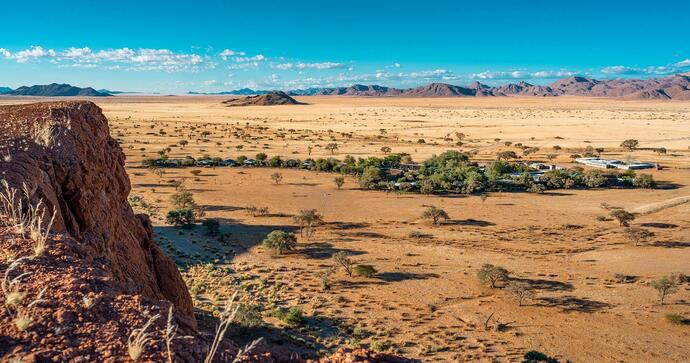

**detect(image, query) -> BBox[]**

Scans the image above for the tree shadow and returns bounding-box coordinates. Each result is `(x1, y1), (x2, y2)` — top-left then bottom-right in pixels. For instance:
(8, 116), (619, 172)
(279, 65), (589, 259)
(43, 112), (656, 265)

(335, 231), (387, 238)
(640, 222), (678, 229)
(512, 277), (574, 292)
(653, 241), (690, 248)
(446, 219), (495, 227)
(377, 272), (439, 282)
(326, 221), (371, 230)
(654, 182), (684, 190)
(540, 191), (575, 196)
(536, 296), (610, 312)
(300, 242), (366, 260)
(203, 205), (245, 212)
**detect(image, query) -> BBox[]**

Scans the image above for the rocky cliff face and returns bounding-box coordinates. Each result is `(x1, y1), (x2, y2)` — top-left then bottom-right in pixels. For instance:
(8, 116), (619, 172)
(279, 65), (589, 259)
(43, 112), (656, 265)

(0, 101), (195, 329)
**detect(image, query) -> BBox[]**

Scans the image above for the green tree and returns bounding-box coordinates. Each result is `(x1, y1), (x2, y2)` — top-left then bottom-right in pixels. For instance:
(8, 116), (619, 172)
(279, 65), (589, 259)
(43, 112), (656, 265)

(358, 166), (383, 189)
(610, 209), (635, 226)
(421, 206), (449, 225)
(649, 274), (683, 305)
(477, 264), (509, 288)
(166, 208), (195, 227)
(262, 230), (298, 255)
(620, 139), (639, 151)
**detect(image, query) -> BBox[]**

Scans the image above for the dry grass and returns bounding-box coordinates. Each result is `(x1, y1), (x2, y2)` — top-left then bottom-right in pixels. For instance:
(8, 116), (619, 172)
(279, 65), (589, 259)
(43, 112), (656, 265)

(0, 179), (56, 256)
(127, 313), (161, 361)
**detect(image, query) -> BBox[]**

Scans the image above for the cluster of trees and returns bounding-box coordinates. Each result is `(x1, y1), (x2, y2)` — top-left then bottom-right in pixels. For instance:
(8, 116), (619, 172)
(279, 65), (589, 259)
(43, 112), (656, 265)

(152, 150), (656, 197)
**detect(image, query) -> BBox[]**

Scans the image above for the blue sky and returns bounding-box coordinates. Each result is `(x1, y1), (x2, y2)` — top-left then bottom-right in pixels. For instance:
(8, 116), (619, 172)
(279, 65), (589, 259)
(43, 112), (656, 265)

(1, 0), (689, 93)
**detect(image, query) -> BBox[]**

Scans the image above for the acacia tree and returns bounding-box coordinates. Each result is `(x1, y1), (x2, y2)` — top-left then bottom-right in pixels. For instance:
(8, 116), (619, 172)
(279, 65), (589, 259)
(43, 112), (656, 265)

(506, 281), (535, 306)
(422, 206), (449, 225)
(623, 227), (654, 246)
(262, 230), (297, 255)
(620, 139), (639, 151)
(497, 150), (519, 161)
(293, 209), (323, 238)
(610, 209), (635, 226)
(333, 251), (354, 277)
(380, 146), (392, 155)
(325, 143), (339, 154)
(649, 274), (683, 305)
(270, 172), (283, 185)
(334, 176), (345, 190)
(477, 264), (510, 288)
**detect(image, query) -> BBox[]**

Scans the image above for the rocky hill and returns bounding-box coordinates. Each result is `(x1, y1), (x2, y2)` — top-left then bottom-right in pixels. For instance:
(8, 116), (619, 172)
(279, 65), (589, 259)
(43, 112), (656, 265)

(0, 101), (407, 362)
(285, 74), (690, 100)
(0, 87), (12, 94)
(8, 83), (111, 97)
(223, 91), (303, 106)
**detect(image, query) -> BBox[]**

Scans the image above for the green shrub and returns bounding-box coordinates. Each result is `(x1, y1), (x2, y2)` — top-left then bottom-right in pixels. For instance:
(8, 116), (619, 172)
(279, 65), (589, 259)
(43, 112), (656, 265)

(166, 208), (195, 227)
(262, 230), (297, 255)
(271, 306), (305, 326)
(665, 313), (684, 325)
(233, 303), (263, 330)
(354, 264), (378, 278)
(633, 174), (655, 188)
(370, 340), (391, 352)
(523, 350), (560, 363)
(582, 169), (607, 188)
(170, 190), (196, 209)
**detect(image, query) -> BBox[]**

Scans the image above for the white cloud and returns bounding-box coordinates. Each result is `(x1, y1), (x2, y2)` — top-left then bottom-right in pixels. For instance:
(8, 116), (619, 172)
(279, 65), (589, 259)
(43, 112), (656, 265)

(219, 49), (245, 60)
(601, 65), (678, 76)
(1, 45), (208, 72)
(203, 80), (218, 86)
(673, 59), (690, 67)
(271, 61), (347, 70)
(8, 46), (57, 63)
(469, 70), (575, 80)
(233, 54), (265, 62)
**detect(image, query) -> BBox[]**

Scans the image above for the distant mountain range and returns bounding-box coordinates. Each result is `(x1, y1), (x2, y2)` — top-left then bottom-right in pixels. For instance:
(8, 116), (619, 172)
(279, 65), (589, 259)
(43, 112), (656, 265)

(0, 87), (13, 94)
(199, 73), (690, 100)
(189, 88), (271, 96)
(6, 83), (111, 97)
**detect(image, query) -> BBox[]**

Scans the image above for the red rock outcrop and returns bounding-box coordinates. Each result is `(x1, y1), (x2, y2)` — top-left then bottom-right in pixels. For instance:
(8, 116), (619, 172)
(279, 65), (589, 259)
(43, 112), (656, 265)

(0, 101), (195, 329)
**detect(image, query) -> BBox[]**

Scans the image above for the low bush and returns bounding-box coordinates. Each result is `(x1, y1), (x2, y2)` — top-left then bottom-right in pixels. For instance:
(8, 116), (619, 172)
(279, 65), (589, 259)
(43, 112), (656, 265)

(166, 208), (195, 227)
(354, 264), (378, 278)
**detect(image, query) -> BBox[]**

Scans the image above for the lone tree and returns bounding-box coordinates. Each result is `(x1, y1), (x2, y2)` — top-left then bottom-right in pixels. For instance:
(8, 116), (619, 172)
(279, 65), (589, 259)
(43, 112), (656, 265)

(293, 209), (323, 238)
(270, 172), (283, 185)
(334, 176), (345, 190)
(620, 139), (639, 151)
(166, 208), (195, 227)
(497, 150), (518, 161)
(623, 227), (654, 246)
(610, 209), (635, 226)
(333, 251), (354, 277)
(422, 206), (450, 225)
(262, 230), (297, 255)
(325, 143), (339, 154)
(506, 281), (535, 306)
(380, 146), (392, 155)
(477, 264), (510, 288)
(170, 190), (196, 209)
(649, 273), (683, 305)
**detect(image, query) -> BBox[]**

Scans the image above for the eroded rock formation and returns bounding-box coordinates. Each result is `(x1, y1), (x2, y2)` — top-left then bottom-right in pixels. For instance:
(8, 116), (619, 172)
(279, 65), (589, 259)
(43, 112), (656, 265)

(0, 101), (195, 329)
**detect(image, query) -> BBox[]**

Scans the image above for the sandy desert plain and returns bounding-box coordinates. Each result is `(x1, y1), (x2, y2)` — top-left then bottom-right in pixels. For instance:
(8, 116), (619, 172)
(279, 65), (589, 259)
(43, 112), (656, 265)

(2, 95), (688, 362)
